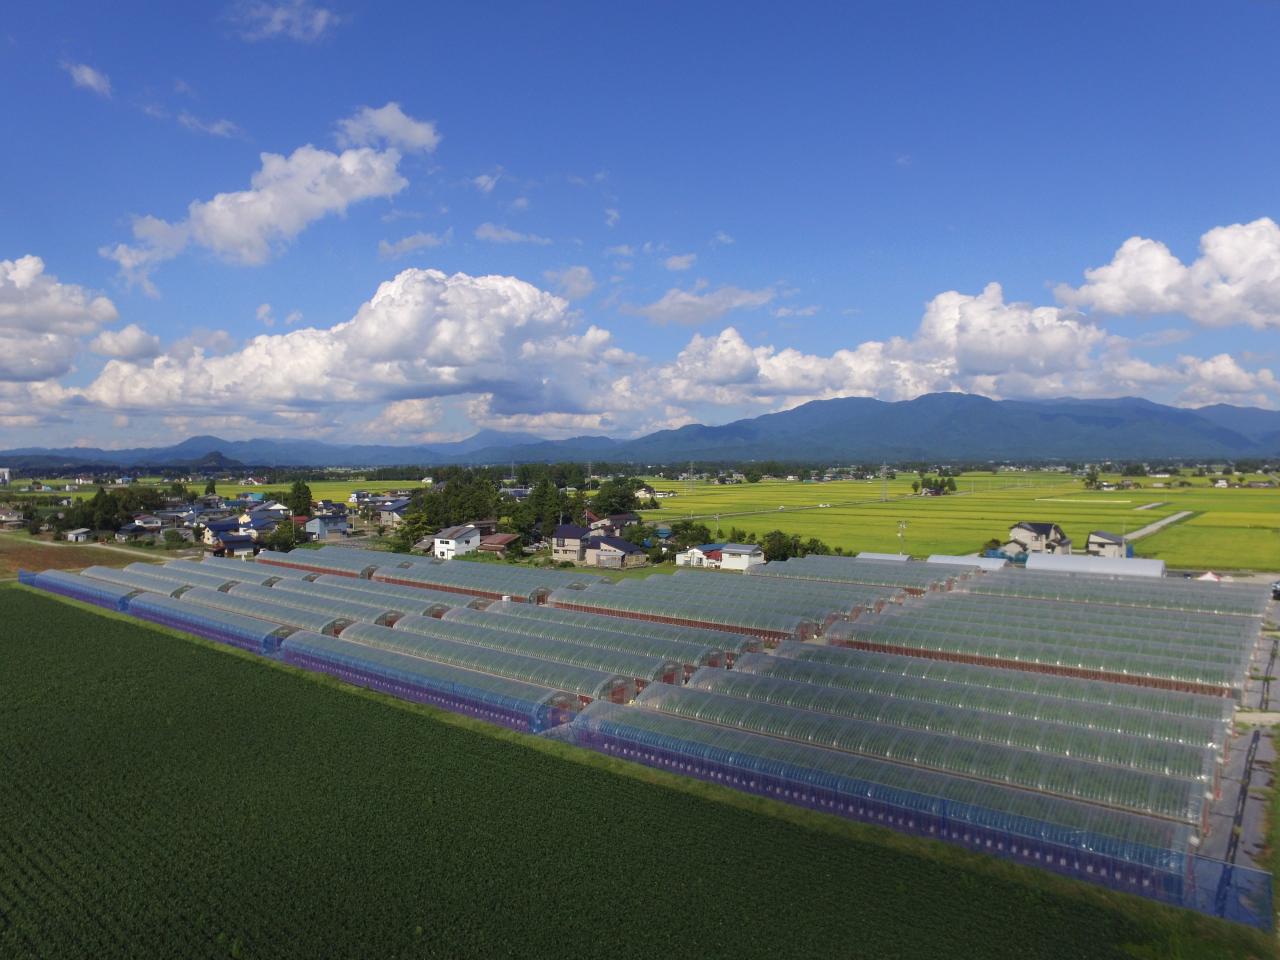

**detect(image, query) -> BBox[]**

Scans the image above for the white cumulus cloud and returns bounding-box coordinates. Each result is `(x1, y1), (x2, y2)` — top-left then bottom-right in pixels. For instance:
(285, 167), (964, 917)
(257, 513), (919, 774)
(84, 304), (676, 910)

(231, 0), (339, 42)
(0, 255), (117, 381)
(90, 324), (162, 360)
(62, 62), (111, 97)
(543, 265), (596, 300)
(337, 102), (441, 154)
(630, 284), (774, 325)
(664, 253), (697, 271)
(379, 229), (451, 259)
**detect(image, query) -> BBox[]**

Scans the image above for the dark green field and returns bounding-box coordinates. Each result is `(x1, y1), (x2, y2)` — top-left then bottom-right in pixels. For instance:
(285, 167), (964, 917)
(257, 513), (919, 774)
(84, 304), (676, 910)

(0, 588), (1270, 959)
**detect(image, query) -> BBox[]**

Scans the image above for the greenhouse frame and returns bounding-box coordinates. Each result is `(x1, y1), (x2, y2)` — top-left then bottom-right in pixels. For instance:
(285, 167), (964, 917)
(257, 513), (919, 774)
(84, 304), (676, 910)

(281, 631), (579, 733)
(747, 554), (977, 594)
(393, 613), (683, 687)
(267, 577), (453, 619)
(226, 581), (402, 627)
(129, 560), (280, 590)
(965, 568), (1271, 617)
(632, 685), (1212, 825)
(340, 621), (637, 703)
(550, 703), (1271, 928)
(307, 574), (482, 613)
(21, 569), (136, 610)
(124, 591), (290, 656)
(442, 605), (722, 677)
(179, 586), (348, 636)
(81, 565), (201, 597)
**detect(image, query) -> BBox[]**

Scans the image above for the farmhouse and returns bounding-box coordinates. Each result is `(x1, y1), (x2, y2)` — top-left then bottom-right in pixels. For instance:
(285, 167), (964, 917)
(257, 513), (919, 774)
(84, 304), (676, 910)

(584, 510), (640, 536)
(0, 510), (24, 529)
(433, 524), (480, 560)
(478, 532), (520, 557)
(305, 516), (348, 541)
(378, 498), (413, 527)
(1003, 521), (1071, 556)
(1086, 530), (1130, 559)
(551, 523), (592, 564)
(65, 528), (92, 543)
(676, 543), (766, 571)
(582, 535), (647, 569)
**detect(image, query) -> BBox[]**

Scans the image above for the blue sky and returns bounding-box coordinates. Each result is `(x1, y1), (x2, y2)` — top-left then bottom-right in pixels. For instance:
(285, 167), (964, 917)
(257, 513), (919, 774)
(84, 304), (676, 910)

(2, 1), (1279, 449)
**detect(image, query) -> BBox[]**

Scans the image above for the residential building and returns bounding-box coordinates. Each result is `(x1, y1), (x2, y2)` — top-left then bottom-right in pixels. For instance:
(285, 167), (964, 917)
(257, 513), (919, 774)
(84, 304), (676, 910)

(1002, 521), (1072, 556)
(213, 532), (258, 557)
(378, 498), (413, 527)
(1086, 531), (1130, 559)
(305, 516), (349, 540)
(676, 542), (765, 571)
(583, 535), (647, 569)
(65, 528), (92, 543)
(0, 510), (24, 529)
(551, 523), (591, 563)
(0, 467), (9, 485)
(478, 532), (520, 557)
(585, 511), (640, 536)
(433, 524), (480, 560)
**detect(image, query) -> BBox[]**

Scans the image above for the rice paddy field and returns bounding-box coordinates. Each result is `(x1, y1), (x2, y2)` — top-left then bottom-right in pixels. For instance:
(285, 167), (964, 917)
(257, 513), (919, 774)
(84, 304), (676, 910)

(643, 474), (1280, 571)
(1, 586), (1270, 960)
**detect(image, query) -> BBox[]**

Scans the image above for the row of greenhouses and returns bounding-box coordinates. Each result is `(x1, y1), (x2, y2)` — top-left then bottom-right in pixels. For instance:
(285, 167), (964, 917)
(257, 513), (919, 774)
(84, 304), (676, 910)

(443, 605), (727, 676)
(965, 568), (1271, 617)
(281, 631), (581, 733)
(394, 614), (683, 686)
(180, 586), (349, 636)
(627, 570), (903, 620)
(739, 652), (1232, 743)
(823, 612), (1253, 697)
(21, 568), (138, 610)
(685, 666), (1225, 763)
(268, 576), (457, 618)
(225, 582), (402, 627)
(747, 554), (977, 593)
(483, 601), (762, 662)
(340, 621), (636, 703)
(632, 684), (1211, 824)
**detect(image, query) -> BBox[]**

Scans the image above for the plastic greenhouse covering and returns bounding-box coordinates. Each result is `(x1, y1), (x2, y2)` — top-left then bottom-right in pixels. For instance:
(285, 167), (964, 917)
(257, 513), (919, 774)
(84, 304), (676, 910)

(179, 586), (345, 635)
(121, 560), (264, 590)
(281, 631), (579, 733)
(553, 702), (1197, 868)
(442, 605), (723, 673)
(267, 577), (453, 618)
(747, 555), (975, 591)
(686, 666), (1224, 759)
(393, 613), (682, 686)
(823, 617), (1249, 695)
(637, 571), (901, 617)
(258, 548), (383, 578)
(965, 568), (1271, 617)
(24, 569), (137, 610)
(125, 591), (288, 656)
(632, 685), (1208, 823)
(372, 558), (602, 601)
(154, 559), (281, 588)
(306, 574), (478, 612)
(198, 554), (315, 580)
(547, 583), (816, 642)
(712, 660), (1226, 750)
(226, 582), (400, 626)
(377, 548), (606, 589)
(758, 648), (1235, 724)
(81, 565), (197, 597)
(340, 620), (635, 703)
(484, 601), (762, 658)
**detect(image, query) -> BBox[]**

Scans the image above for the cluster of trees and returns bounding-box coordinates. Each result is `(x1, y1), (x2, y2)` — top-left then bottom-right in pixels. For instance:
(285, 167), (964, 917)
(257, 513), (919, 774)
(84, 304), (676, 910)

(57, 487), (169, 533)
(911, 476), (957, 495)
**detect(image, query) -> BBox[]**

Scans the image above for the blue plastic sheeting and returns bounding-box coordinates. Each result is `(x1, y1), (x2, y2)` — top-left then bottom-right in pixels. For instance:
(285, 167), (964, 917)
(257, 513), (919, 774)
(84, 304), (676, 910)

(24, 569), (136, 610)
(124, 592), (287, 656)
(282, 631), (580, 733)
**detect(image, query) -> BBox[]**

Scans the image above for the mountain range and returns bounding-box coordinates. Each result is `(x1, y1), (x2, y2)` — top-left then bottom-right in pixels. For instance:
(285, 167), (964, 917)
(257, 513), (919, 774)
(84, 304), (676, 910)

(2, 395), (1279, 470)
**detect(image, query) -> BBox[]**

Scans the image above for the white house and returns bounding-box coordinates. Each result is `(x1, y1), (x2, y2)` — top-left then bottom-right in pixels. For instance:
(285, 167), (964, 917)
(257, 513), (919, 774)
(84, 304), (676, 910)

(1086, 530), (1129, 559)
(65, 528), (92, 542)
(1002, 521), (1071, 556)
(676, 542), (765, 571)
(433, 524), (480, 560)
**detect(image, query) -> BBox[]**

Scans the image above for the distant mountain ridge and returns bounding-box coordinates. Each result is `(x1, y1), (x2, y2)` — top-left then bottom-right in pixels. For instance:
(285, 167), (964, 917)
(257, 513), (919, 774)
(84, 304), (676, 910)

(2, 395), (1278, 469)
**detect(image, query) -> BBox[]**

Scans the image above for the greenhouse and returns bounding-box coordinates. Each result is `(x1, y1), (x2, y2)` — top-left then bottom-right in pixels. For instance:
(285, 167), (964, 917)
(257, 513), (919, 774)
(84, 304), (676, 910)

(632, 685), (1210, 824)
(267, 577), (452, 618)
(547, 584), (817, 644)
(685, 666), (1226, 760)
(757, 649), (1235, 724)
(484, 601), (762, 661)
(747, 555), (977, 593)
(633, 571), (902, 620)
(306, 574), (478, 613)
(965, 568), (1271, 618)
(179, 586), (347, 636)
(823, 617), (1250, 696)
(124, 591), (290, 656)
(551, 702), (1197, 873)
(443, 605), (723, 676)
(122, 561), (264, 591)
(340, 620), (636, 703)
(281, 631), (579, 733)
(81, 565), (197, 597)
(156, 558), (281, 588)
(22, 569), (137, 610)
(393, 613), (682, 687)
(226, 582), (402, 626)
(371, 557), (604, 602)
(197, 555), (315, 580)
(257, 548), (384, 579)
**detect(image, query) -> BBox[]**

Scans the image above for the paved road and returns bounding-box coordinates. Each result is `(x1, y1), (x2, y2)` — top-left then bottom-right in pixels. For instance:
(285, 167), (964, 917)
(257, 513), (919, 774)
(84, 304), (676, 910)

(1126, 510), (1193, 541)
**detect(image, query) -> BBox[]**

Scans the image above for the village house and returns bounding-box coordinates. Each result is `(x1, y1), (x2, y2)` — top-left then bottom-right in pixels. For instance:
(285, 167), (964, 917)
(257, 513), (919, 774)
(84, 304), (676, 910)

(1086, 530), (1130, 559)
(551, 523), (592, 563)
(478, 532), (520, 557)
(1002, 521), (1072, 556)
(0, 509), (25, 529)
(676, 542), (766, 571)
(582, 535), (647, 569)
(305, 515), (348, 540)
(65, 528), (92, 543)
(433, 524), (480, 559)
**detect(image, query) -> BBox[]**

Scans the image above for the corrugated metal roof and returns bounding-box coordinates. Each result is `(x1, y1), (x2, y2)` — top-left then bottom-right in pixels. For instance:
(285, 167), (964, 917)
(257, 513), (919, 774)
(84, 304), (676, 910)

(1025, 553), (1166, 579)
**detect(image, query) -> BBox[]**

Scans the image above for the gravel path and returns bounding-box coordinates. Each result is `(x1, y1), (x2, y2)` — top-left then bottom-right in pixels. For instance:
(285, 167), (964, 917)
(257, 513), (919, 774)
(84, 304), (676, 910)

(1126, 510), (1193, 540)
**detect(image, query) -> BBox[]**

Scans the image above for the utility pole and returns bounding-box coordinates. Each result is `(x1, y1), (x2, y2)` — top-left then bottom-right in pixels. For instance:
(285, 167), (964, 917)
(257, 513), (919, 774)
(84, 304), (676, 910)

(879, 464), (889, 502)
(897, 519), (908, 555)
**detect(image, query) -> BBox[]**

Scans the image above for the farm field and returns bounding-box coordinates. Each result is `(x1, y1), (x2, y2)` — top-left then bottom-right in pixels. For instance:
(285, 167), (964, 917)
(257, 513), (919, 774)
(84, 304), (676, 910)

(642, 475), (1280, 570)
(0, 532), (157, 579)
(1, 589), (1268, 960)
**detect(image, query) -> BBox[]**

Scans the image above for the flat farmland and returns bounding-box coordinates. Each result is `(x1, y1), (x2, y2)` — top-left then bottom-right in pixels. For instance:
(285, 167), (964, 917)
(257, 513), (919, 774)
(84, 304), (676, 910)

(0, 587), (1267, 960)
(642, 476), (1280, 569)
(0, 532), (153, 578)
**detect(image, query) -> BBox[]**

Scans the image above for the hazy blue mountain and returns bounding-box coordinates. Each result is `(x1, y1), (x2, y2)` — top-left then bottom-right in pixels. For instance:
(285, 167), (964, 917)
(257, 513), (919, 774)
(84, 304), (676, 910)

(2, 394), (1276, 468)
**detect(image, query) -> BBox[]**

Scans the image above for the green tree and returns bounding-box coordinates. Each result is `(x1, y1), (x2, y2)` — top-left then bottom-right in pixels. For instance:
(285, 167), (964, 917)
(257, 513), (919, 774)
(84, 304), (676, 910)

(285, 480), (314, 517)
(263, 521), (297, 552)
(744, 468), (763, 483)
(761, 529), (795, 562)
(590, 478), (640, 517)
(204, 479), (217, 495)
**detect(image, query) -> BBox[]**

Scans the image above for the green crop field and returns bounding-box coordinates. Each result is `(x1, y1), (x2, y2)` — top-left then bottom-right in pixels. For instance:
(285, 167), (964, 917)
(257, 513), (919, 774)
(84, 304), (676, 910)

(641, 475), (1280, 571)
(2, 587), (1268, 960)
